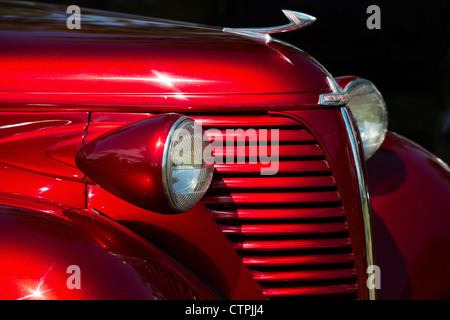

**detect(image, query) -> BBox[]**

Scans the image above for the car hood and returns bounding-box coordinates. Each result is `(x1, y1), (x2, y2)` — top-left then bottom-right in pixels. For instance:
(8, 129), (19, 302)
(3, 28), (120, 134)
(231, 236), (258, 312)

(0, 1), (336, 110)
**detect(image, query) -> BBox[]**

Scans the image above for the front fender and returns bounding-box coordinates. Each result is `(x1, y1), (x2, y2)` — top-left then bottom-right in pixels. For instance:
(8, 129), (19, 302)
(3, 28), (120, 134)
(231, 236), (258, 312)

(367, 131), (450, 299)
(0, 193), (220, 300)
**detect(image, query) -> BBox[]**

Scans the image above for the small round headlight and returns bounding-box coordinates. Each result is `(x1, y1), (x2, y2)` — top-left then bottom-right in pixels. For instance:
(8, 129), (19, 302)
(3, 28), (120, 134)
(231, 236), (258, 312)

(345, 79), (388, 159)
(163, 118), (214, 212)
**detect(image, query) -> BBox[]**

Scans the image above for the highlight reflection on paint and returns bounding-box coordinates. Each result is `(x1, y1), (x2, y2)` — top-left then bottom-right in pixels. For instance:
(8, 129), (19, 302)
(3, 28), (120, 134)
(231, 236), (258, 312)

(17, 265), (54, 300)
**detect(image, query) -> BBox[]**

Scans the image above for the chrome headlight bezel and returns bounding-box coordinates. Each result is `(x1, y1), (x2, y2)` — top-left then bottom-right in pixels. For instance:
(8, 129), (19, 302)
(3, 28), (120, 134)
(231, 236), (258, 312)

(162, 117), (214, 212)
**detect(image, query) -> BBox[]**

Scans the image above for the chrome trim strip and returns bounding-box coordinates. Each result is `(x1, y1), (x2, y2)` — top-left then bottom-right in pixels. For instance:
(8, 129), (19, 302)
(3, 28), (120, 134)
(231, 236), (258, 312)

(223, 10), (316, 42)
(341, 107), (376, 300)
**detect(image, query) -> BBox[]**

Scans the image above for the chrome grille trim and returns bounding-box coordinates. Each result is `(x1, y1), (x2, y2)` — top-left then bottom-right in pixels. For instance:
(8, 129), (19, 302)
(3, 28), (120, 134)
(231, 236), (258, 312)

(340, 107), (375, 300)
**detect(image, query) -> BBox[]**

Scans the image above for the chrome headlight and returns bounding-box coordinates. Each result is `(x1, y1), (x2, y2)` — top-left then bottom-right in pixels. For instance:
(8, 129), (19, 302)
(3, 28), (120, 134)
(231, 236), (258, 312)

(163, 118), (214, 212)
(345, 79), (388, 159)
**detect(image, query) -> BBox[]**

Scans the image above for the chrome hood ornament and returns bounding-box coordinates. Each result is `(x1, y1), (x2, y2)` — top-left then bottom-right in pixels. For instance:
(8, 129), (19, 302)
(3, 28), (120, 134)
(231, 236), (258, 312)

(223, 10), (316, 41)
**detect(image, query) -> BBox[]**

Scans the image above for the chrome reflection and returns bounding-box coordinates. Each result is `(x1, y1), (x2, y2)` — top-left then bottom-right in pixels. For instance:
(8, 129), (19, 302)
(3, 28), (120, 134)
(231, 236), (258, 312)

(341, 107), (376, 300)
(223, 10), (316, 42)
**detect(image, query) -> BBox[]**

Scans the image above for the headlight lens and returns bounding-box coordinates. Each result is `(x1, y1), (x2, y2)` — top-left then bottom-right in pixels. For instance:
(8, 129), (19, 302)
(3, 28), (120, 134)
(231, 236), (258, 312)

(163, 118), (214, 212)
(345, 79), (388, 159)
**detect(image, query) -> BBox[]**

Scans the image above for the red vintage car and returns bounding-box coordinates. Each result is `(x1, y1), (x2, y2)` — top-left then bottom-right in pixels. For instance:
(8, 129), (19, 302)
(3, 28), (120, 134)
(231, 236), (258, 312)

(0, 1), (449, 301)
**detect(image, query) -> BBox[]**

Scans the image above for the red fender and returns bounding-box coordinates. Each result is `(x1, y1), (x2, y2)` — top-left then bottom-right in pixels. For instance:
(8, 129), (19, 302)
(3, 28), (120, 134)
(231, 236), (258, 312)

(367, 132), (450, 299)
(0, 193), (220, 300)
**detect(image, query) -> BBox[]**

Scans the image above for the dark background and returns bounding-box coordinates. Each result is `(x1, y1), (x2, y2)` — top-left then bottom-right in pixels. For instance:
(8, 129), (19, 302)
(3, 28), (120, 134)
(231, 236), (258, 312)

(11, 0), (450, 163)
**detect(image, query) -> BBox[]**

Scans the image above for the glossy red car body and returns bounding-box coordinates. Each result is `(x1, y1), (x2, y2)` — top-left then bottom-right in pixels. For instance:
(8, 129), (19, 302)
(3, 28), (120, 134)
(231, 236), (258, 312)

(0, 2), (449, 300)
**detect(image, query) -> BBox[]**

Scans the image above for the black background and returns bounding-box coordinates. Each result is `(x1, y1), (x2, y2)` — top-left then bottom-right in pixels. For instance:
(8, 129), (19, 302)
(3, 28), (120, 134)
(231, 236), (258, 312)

(10, 0), (450, 163)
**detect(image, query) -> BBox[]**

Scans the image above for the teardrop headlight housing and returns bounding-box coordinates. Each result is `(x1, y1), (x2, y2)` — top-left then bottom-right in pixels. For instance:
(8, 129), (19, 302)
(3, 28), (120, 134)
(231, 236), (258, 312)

(76, 114), (214, 214)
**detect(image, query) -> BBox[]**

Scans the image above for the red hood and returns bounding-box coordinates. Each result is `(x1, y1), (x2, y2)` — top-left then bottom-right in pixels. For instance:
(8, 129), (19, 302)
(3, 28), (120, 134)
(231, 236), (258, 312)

(0, 2), (335, 110)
